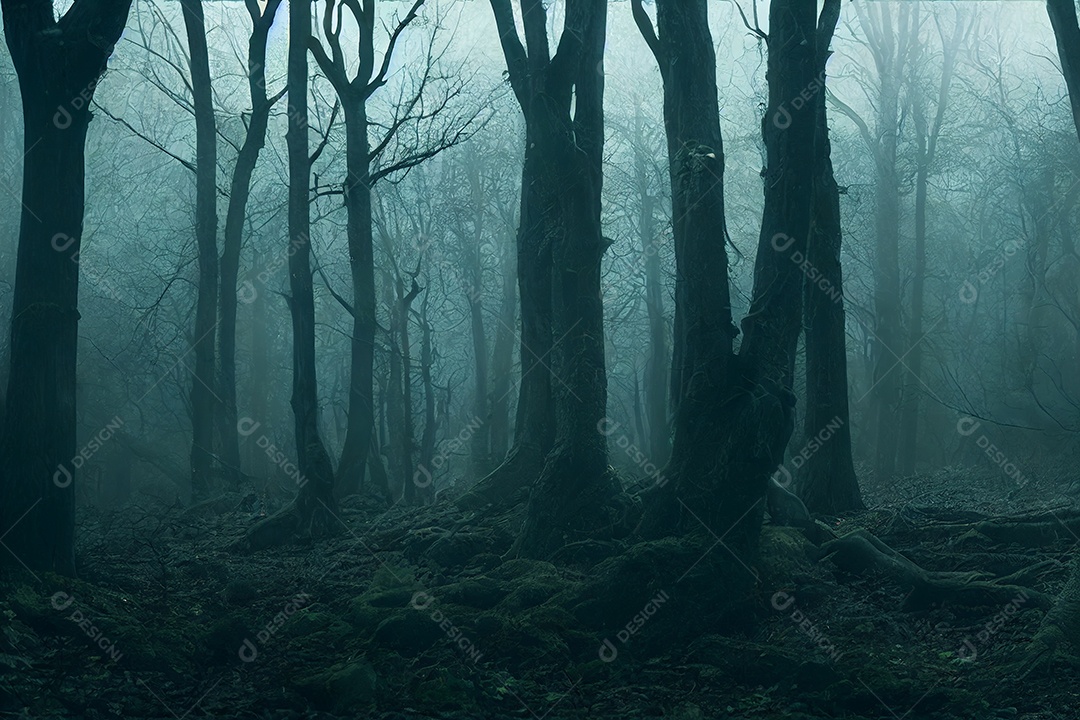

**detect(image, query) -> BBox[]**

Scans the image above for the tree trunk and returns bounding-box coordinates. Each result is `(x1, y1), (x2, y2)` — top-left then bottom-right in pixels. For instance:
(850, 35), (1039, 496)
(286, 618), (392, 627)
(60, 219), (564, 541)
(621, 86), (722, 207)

(466, 164), (491, 477)
(398, 279), (420, 504)
(182, 0), (219, 502)
(636, 0), (817, 563)
(514, 0), (617, 559)
(245, 0), (338, 549)
(633, 102), (670, 467)
(418, 294), (437, 504)
(0, 0), (132, 574)
(630, 0), (734, 534)
(799, 0), (863, 514)
(217, 0), (283, 487)
(335, 99), (378, 498)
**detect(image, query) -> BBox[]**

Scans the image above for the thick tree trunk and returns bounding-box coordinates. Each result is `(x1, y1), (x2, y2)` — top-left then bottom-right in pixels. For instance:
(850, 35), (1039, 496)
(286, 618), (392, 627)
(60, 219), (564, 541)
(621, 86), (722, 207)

(245, 0), (337, 549)
(182, 0), (219, 502)
(637, 0), (817, 563)
(514, 0), (617, 559)
(631, 0), (734, 535)
(0, 0), (132, 575)
(217, 0), (282, 487)
(457, 1), (564, 509)
(799, 0), (863, 514)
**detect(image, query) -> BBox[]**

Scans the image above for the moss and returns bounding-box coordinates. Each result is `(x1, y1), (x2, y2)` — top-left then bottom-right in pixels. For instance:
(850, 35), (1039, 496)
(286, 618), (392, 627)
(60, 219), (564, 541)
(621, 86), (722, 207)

(413, 667), (477, 710)
(346, 599), (386, 635)
(202, 613), (254, 662)
(497, 575), (564, 613)
(223, 579), (257, 605)
(486, 558), (559, 581)
(439, 578), (509, 609)
(373, 611), (442, 653)
(758, 525), (816, 586)
(295, 659), (377, 712)
(363, 587), (416, 608)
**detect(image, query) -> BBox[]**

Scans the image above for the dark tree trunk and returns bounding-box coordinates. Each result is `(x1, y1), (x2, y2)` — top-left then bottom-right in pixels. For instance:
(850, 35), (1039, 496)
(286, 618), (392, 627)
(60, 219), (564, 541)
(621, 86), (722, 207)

(217, 0), (283, 487)
(631, 0), (734, 533)
(459, 0), (586, 510)
(182, 0), (219, 502)
(636, 0), (817, 561)
(334, 99), (378, 497)
(245, 0), (338, 549)
(513, 0), (617, 559)
(0, 0), (131, 575)
(798, 0), (863, 514)
(632, 0), (734, 422)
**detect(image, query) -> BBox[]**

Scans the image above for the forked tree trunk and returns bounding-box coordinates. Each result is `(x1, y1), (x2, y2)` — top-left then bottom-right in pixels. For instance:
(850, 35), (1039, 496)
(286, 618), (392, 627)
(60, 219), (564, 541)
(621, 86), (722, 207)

(513, 0), (616, 558)
(636, 0), (817, 562)
(217, 0), (284, 487)
(0, 0), (132, 574)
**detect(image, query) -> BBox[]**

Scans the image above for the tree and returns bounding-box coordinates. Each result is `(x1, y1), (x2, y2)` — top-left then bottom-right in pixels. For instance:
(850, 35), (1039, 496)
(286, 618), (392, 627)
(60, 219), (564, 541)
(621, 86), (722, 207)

(217, 0), (286, 487)
(0, 0), (132, 574)
(1017, 0), (1080, 674)
(634, 0), (818, 561)
(245, 0), (338, 548)
(479, 0), (616, 558)
(181, 0), (219, 501)
(798, 0), (863, 514)
(309, 0), (476, 498)
(462, 0), (615, 528)
(896, 10), (968, 476)
(830, 5), (921, 480)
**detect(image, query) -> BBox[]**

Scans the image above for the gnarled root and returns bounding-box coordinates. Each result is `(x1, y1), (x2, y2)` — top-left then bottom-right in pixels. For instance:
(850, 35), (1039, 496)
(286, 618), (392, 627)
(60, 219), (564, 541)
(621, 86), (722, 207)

(821, 529), (1053, 611)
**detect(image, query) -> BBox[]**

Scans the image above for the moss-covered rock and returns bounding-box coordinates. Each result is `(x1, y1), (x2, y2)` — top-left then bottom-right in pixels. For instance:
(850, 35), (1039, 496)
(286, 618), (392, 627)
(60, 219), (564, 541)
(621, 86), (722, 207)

(439, 577), (509, 609)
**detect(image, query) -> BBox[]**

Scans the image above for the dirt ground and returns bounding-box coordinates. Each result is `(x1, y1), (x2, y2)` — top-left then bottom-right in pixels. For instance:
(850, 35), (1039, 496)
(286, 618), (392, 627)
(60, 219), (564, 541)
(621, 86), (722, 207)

(1, 465), (1077, 719)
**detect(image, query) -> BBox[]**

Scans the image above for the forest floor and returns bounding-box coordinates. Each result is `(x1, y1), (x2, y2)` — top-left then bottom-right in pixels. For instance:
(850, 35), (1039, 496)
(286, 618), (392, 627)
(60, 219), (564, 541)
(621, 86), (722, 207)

(1, 464), (1078, 720)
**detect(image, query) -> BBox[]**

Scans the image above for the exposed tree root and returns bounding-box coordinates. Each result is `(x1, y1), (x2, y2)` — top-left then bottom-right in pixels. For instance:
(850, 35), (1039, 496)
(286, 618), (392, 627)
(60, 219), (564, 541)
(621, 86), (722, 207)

(237, 495), (341, 552)
(887, 506), (1080, 547)
(821, 529), (1053, 611)
(455, 442), (543, 511)
(1018, 556), (1080, 677)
